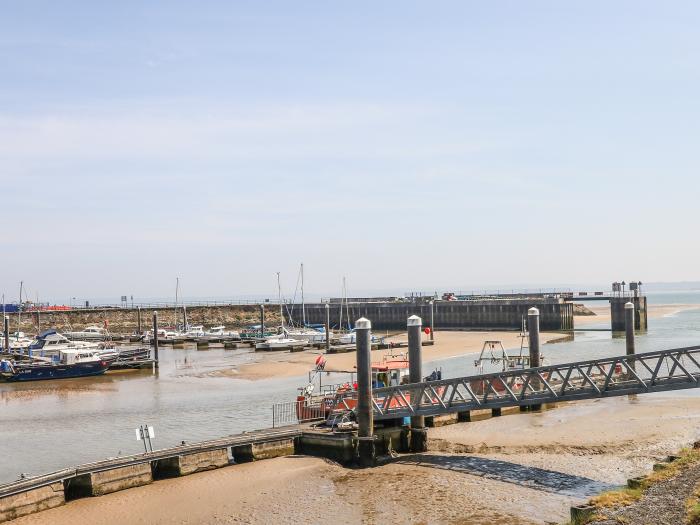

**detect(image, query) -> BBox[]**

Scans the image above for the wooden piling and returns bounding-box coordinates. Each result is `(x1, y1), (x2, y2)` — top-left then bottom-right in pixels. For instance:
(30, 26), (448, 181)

(429, 301), (435, 341)
(136, 307), (142, 335)
(260, 304), (265, 338)
(152, 311), (159, 369)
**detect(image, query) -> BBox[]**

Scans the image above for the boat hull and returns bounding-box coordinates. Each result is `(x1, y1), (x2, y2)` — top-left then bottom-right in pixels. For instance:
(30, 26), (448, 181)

(3, 361), (110, 382)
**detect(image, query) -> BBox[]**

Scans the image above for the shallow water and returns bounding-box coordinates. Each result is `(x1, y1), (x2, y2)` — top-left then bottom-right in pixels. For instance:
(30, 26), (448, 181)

(1, 291), (699, 484)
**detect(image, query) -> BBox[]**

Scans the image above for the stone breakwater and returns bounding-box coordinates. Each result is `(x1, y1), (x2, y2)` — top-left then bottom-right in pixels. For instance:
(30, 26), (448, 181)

(3, 305), (282, 334)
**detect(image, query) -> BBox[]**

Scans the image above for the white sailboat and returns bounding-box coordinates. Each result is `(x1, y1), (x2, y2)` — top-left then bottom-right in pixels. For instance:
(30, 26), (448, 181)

(285, 264), (332, 343)
(256, 273), (306, 351)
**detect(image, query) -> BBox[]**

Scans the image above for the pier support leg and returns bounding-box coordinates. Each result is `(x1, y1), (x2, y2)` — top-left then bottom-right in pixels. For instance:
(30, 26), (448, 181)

(457, 411), (471, 422)
(625, 302), (635, 357)
(325, 303), (330, 353)
(429, 301), (435, 341)
(408, 315), (427, 452)
(625, 302), (636, 394)
(492, 408), (502, 417)
(527, 307), (542, 411)
(153, 311), (159, 369)
(355, 317), (375, 467)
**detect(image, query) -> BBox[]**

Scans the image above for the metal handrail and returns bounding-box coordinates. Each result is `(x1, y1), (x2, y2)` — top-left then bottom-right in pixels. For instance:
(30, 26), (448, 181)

(335, 345), (700, 420)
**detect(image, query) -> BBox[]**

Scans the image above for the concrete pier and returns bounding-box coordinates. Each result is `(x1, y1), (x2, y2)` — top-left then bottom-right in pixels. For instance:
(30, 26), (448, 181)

(153, 449), (230, 478)
(67, 464), (153, 498)
(0, 482), (64, 522)
(231, 438), (295, 463)
(611, 296), (647, 331)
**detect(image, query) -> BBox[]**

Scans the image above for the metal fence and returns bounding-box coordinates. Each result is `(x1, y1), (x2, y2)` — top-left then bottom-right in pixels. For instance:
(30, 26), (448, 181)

(272, 400), (327, 428)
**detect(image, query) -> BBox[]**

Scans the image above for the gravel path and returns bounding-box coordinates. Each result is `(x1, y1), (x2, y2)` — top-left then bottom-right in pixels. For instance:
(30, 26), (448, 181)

(589, 463), (700, 525)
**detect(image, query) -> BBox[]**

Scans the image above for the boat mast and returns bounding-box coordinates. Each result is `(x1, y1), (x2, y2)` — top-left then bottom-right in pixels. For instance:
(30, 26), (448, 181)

(301, 263), (305, 327)
(175, 277), (180, 329)
(17, 281), (23, 338)
(277, 272), (284, 331)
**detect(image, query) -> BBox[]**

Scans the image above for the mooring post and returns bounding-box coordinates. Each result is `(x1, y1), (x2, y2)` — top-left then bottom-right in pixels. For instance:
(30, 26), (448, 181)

(429, 301), (435, 341)
(355, 317), (375, 467)
(625, 302), (636, 386)
(3, 316), (9, 354)
(527, 307), (541, 411)
(324, 303), (330, 352)
(35, 311), (40, 332)
(152, 311), (159, 369)
(182, 306), (188, 330)
(137, 307), (142, 335)
(625, 302), (635, 356)
(408, 315), (427, 452)
(260, 304), (265, 338)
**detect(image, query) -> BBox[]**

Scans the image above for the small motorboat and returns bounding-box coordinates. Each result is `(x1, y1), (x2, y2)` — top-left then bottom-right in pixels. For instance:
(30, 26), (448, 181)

(63, 325), (109, 341)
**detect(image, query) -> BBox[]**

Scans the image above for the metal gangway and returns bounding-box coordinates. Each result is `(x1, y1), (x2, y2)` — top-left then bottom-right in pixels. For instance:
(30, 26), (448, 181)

(336, 345), (700, 420)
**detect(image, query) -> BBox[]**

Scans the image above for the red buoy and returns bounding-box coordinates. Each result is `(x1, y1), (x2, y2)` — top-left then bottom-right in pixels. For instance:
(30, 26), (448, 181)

(424, 327), (431, 335)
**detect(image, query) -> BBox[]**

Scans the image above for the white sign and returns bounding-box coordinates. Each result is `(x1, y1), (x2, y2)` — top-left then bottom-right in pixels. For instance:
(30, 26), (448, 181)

(135, 426), (155, 441)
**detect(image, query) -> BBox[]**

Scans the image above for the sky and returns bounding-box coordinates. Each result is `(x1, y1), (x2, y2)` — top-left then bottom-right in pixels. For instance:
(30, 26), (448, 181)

(1, 1), (699, 303)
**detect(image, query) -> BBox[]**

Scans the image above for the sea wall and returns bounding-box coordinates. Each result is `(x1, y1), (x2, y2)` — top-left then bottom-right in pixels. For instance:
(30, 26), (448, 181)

(3, 299), (574, 335)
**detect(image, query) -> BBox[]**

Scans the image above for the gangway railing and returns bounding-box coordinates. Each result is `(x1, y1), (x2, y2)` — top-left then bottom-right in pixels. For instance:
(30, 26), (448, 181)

(335, 345), (700, 420)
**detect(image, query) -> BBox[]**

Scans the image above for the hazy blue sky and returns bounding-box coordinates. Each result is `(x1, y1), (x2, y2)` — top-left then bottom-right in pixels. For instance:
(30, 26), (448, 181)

(1, 1), (698, 302)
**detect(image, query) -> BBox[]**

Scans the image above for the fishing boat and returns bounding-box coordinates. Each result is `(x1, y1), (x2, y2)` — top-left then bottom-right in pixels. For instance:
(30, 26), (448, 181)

(63, 325), (109, 341)
(294, 353), (442, 423)
(0, 349), (110, 382)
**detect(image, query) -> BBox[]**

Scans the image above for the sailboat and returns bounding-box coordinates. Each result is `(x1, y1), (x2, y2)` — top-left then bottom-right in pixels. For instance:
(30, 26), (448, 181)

(255, 273), (306, 351)
(285, 264), (332, 343)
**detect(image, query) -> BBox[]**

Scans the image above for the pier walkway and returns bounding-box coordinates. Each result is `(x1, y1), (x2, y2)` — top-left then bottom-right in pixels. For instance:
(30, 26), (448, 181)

(335, 345), (700, 420)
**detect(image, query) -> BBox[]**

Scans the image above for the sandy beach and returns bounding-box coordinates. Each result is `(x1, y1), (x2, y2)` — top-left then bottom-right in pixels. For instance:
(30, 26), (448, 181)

(216, 330), (567, 381)
(14, 393), (700, 525)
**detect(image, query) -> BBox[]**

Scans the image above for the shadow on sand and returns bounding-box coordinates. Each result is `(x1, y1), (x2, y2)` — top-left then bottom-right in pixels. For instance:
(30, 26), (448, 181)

(394, 453), (614, 497)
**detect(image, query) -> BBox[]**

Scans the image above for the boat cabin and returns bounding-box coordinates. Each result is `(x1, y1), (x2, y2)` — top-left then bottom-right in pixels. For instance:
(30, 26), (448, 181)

(372, 358), (410, 388)
(59, 349), (102, 365)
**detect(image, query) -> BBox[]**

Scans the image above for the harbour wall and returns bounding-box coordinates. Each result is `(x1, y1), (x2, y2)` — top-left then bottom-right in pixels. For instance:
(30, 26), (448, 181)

(287, 300), (575, 331)
(3, 299), (574, 334)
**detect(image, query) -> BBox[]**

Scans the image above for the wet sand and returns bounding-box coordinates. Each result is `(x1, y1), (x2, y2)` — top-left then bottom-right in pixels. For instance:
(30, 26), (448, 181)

(573, 303), (699, 327)
(225, 330), (568, 381)
(16, 393), (700, 525)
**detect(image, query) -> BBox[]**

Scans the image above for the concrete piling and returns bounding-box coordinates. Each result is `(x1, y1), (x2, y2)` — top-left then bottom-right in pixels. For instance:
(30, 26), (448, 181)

(152, 311), (159, 369)
(429, 301), (435, 341)
(324, 303), (330, 353)
(355, 317), (375, 467)
(3, 317), (8, 354)
(625, 302), (635, 357)
(408, 315), (427, 452)
(528, 307), (541, 411)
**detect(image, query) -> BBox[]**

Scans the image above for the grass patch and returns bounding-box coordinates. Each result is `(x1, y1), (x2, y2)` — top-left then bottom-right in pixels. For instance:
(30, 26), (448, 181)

(590, 487), (643, 509)
(686, 485), (700, 524)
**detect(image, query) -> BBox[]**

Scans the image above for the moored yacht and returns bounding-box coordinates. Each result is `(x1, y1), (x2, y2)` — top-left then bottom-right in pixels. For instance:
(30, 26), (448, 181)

(63, 325), (109, 341)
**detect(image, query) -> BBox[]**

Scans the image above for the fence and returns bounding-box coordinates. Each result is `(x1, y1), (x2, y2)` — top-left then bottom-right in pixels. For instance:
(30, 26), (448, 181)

(272, 400), (328, 428)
